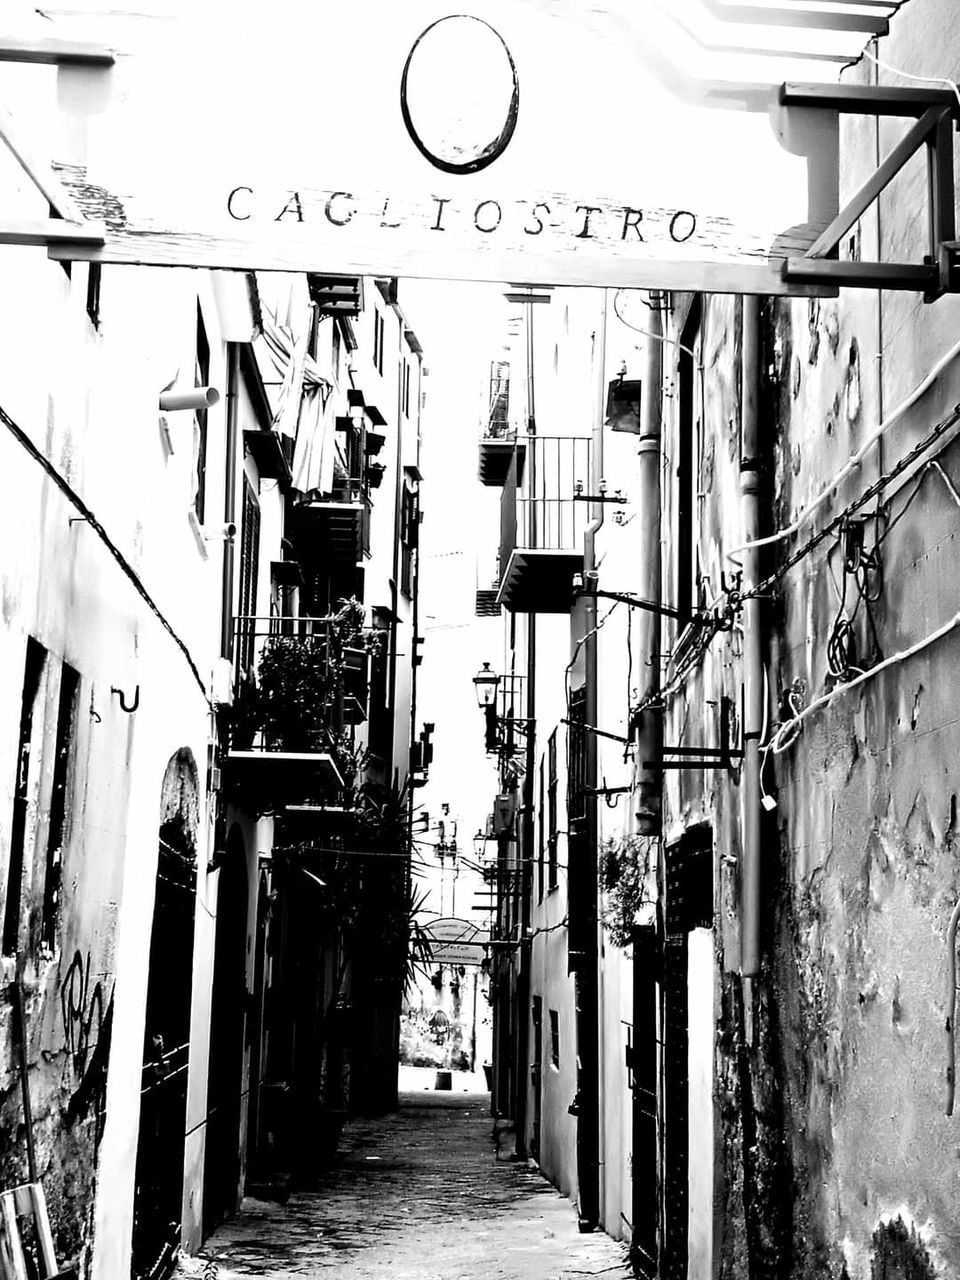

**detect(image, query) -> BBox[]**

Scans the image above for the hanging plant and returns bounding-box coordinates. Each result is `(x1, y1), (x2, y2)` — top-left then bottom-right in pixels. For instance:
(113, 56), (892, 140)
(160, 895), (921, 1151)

(599, 832), (657, 948)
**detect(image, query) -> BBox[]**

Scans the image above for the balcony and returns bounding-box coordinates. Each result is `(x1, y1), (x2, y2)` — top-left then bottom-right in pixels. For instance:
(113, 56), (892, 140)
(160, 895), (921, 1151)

(496, 435), (592, 613)
(225, 611), (378, 813)
(478, 359), (526, 487)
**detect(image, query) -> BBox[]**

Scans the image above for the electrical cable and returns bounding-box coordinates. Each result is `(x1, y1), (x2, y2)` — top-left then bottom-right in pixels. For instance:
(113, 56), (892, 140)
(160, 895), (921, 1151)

(762, 608), (960, 777)
(860, 48), (960, 110)
(728, 339), (960, 561)
(0, 400), (210, 701)
(743, 405), (960, 605)
(946, 896), (960, 1115)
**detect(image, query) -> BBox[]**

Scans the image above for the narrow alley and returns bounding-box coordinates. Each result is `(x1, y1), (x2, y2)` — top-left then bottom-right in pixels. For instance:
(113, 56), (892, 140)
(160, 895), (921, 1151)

(191, 1076), (630, 1280)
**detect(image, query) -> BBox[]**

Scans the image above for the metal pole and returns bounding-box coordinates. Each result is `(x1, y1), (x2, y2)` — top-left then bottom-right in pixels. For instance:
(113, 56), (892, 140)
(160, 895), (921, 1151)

(634, 298), (663, 836)
(740, 296), (764, 999)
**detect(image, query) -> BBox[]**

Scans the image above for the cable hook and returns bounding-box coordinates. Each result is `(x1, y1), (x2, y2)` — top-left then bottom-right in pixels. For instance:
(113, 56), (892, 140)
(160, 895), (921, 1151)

(111, 684), (140, 714)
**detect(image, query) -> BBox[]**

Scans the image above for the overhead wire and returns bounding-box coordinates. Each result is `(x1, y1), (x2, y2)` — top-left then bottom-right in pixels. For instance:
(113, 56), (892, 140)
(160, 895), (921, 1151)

(728, 338), (960, 561)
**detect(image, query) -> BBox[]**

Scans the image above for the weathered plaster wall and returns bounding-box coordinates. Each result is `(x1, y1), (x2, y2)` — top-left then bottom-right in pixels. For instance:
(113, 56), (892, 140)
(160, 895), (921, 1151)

(0, 225), (230, 1275)
(658, 4), (960, 1273)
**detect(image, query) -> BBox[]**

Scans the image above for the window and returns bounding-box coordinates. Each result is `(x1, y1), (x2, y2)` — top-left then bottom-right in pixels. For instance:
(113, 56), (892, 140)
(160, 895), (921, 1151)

(537, 760), (545, 903)
(372, 305), (385, 375)
(402, 360), (411, 417)
(42, 663), (79, 950)
(86, 262), (102, 329)
(194, 303), (210, 523)
(567, 686), (587, 822)
(549, 1009), (560, 1069)
(237, 477), (260, 673)
(400, 485), (418, 598)
(331, 315), (341, 378)
(3, 639), (47, 955)
(676, 298), (703, 628)
(547, 730), (558, 891)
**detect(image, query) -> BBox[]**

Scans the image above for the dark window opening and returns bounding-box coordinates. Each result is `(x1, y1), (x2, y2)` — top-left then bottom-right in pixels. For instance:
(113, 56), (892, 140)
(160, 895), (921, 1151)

(567, 685), (587, 822)
(372, 306), (385, 375)
(86, 262), (102, 329)
(400, 485), (418, 598)
(42, 662), (80, 950)
(3, 638), (46, 956)
(402, 361), (411, 417)
(237, 477), (261, 675)
(194, 303), (210, 523)
(537, 761), (545, 904)
(547, 730), (558, 891)
(549, 1009), (560, 1069)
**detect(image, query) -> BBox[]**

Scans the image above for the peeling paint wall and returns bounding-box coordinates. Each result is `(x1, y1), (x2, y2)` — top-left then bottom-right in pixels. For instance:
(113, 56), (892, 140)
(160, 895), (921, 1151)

(657, 2), (960, 1275)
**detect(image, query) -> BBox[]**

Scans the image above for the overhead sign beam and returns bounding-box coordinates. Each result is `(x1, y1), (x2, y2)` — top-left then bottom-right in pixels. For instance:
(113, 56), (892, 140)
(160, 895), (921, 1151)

(1, 1), (947, 298)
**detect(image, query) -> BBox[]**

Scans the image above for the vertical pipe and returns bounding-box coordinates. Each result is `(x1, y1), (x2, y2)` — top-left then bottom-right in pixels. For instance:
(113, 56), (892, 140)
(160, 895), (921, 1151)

(575, 291), (607, 1233)
(634, 298), (663, 836)
(740, 296), (763, 987)
(387, 323), (405, 786)
(220, 344), (240, 660)
(516, 299), (538, 1154)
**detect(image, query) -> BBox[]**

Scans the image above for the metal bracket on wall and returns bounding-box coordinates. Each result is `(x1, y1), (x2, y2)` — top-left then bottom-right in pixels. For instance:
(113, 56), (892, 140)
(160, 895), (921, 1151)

(642, 695), (743, 772)
(780, 84), (960, 300)
(572, 584), (706, 623)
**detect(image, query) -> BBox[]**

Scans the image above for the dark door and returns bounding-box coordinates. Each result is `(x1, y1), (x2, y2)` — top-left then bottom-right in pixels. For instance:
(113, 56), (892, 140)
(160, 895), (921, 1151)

(631, 926), (659, 1279)
(132, 840), (197, 1280)
(530, 995), (543, 1160)
(203, 833), (248, 1234)
(245, 868), (270, 1174)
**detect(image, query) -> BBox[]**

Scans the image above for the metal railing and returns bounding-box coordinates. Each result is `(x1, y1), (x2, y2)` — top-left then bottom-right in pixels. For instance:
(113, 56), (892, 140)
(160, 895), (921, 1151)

(486, 359), (511, 437)
(232, 614), (372, 750)
(499, 434), (592, 569)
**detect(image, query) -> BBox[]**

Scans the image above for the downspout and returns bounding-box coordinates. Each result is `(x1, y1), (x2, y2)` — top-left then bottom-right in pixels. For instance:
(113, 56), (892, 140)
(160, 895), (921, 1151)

(387, 330), (405, 788)
(630, 292), (662, 1257)
(634, 300), (663, 837)
(740, 296), (764, 1010)
(578, 292), (607, 1232)
(220, 344), (240, 660)
(516, 300), (538, 1154)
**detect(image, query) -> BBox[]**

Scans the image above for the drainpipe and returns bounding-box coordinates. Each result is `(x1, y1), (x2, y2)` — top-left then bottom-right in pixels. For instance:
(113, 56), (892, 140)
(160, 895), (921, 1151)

(220, 344), (240, 660)
(576, 292), (607, 1232)
(387, 328), (405, 788)
(634, 299), (663, 836)
(740, 296), (764, 1009)
(516, 300), (538, 1155)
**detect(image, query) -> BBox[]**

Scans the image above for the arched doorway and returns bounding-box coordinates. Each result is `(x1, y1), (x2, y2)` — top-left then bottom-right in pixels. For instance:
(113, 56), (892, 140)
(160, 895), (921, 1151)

(203, 825), (249, 1234)
(132, 750), (199, 1280)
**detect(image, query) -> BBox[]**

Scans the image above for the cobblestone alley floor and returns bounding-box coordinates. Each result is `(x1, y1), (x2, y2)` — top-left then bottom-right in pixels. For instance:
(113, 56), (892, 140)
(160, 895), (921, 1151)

(186, 1082), (631, 1280)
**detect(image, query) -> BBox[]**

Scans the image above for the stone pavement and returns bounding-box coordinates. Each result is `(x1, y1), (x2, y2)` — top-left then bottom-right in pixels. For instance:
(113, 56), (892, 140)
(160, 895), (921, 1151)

(184, 1083), (631, 1280)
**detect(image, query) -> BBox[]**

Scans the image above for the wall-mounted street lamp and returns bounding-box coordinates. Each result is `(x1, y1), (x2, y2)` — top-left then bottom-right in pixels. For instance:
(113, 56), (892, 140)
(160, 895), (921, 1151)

(472, 661), (500, 709)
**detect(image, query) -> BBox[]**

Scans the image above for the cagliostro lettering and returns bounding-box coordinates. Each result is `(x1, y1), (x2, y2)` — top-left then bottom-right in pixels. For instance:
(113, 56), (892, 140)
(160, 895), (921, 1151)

(226, 189), (698, 245)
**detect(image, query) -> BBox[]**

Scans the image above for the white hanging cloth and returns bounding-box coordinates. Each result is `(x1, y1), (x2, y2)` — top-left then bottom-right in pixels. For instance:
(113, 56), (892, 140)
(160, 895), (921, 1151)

(259, 307), (340, 495)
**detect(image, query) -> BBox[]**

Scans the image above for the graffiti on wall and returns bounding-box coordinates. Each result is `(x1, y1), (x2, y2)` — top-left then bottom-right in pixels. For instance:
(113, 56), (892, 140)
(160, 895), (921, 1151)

(60, 950), (114, 1144)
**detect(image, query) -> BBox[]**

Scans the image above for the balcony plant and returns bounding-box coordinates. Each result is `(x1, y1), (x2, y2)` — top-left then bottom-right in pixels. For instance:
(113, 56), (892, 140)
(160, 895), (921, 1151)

(227, 600), (385, 809)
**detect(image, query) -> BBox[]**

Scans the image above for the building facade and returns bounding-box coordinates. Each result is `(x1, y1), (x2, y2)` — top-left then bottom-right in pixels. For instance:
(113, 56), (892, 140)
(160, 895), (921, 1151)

(0, 135), (426, 1280)
(481, 2), (960, 1276)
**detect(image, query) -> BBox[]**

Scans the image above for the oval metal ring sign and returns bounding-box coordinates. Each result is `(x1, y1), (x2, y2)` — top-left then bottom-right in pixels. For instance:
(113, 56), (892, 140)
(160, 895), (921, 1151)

(400, 15), (519, 176)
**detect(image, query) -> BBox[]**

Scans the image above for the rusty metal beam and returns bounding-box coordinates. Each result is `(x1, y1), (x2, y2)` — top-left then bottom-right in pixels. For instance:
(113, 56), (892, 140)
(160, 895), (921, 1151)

(782, 258), (939, 290)
(781, 82), (960, 117)
(0, 36), (114, 66)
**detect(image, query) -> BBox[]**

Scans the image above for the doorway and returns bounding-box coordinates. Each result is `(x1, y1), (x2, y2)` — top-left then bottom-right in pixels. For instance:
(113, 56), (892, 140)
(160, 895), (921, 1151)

(203, 825), (249, 1234)
(132, 750), (199, 1280)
